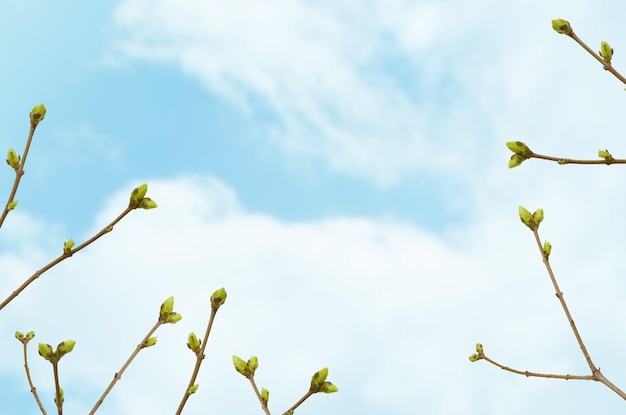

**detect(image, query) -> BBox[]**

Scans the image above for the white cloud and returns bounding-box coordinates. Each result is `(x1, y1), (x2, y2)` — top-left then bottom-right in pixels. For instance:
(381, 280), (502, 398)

(107, 0), (626, 194)
(108, 0), (493, 185)
(2, 176), (626, 413)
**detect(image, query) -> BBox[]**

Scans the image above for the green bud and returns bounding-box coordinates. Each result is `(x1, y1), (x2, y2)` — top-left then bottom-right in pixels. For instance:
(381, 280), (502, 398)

(598, 149), (613, 161)
(38, 343), (55, 361)
(104, 226), (113, 233)
(508, 154), (526, 169)
(188, 384), (199, 395)
(543, 240), (552, 258)
(143, 337), (158, 348)
(505, 141), (532, 157)
(469, 353), (481, 362)
(6, 148), (20, 170)
(319, 381), (339, 394)
(30, 104), (47, 125)
(233, 355), (252, 377)
(15, 331), (24, 341)
(600, 41), (614, 64)
(552, 19), (572, 35)
(166, 312), (182, 324)
(518, 206), (534, 229)
(532, 209), (544, 226)
(7, 200), (18, 211)
(159, 296), (175, 321)
(310, 367), (329, 392)
(285, 411), (294, 415)
(247, 356), (259, 375)
(56, 340), (76, 359)
(63, 239), (75, 254)
(261, 387), (269, 404)
(211, 287), (227, 310)
(129, 183), (148, 208)
(139, 197), (158, 210)
(26, 331), (35, 340)
(475, 343), (484, 354)
(187, 332), (201, 354)
(557, 159), (567, 165)
(54, 387), (64, 405)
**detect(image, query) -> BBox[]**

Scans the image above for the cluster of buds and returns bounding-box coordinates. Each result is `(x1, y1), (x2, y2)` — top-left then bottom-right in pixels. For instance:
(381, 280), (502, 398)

(468, 343), (484, 362)
(38, 340), (76, 363)
(129, 183), (158, 210)
(506, 141), (533, 169)
(518, 206), (544, 231)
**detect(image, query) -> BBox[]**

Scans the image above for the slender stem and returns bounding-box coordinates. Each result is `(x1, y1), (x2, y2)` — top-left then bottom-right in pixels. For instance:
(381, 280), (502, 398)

(531, 228), (626, 399)
(567, 30), (626, 85)
(282, 390), (314, 415)
(529, 152), (625, 165)
(52, 362), (63, 415)
(89, 320), (162, 414)
(175, 306), (220, 415)
(531, 229), (596, 372)
(593, 370), (626, 400)
(247, 375), (271, 415)
(0, 122), (38, 229)
(21, 340), (47, 415)
(0, 206), (134, 311)
(480, 353), (592, 380)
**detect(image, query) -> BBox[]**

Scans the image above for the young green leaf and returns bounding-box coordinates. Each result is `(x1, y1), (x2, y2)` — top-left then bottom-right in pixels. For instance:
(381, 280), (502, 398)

(233, 355), (251, 377)
(30, 103), (47, 125)
(159, 296), (175, 321)
(187, 332), (201, 354)
(143, 337), (158, 348)
(6, 148), (20, 170)
(211, 287), (227, 310)
(600, 41), (614, 64)
(543, 240), (552, 258)
(310, 367), (329, 392)
(551, 19), (572, 35)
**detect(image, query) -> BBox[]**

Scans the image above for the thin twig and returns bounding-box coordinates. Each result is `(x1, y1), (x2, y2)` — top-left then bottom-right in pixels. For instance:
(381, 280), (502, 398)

(20, 339), (47, 414)
(531, 228), (596, 372)
(247, 375), (271, 415)
(531, 228), (626, 399)
(529, 152), (625, 165)
(89, 320), (162, 414)
(0, 121), (38, 229)
(175, 306), (220, 414)
(480, 353), (592, 380)
(282, 390), (314, 415)
(566, 30), (626, 85)
(52, 362), (63, 415)
(0, 206), (134, 311)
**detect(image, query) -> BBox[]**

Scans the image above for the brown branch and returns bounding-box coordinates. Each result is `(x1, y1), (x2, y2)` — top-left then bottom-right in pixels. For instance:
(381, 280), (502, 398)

(566, 30), (626, 85)
(20, 338), (47, 414)
(52, 362), (63, 415)
(530, 227), (626, 399)
(0, 206), (134, 311)
(531, 228), (597, 372)
(174, 308), (218, 415)
(247, 376), (271, 415)
(89, 320), (162, 414)
(0, 121), (38, 229)
(529, 152), (625, 165)
(282, 390), (315, 415)
(480, 353), (592, 380)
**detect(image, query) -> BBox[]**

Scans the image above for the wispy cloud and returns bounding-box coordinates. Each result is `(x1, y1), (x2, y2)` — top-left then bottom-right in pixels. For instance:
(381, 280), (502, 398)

(109, 0), (495, 185)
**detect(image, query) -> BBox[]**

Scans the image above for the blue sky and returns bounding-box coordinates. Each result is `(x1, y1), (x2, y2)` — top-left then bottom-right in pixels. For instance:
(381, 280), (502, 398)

(3, 1), (626, 414)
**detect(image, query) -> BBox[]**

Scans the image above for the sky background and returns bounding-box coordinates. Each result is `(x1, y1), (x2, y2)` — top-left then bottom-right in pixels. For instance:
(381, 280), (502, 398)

(2, 0), (626, 414)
